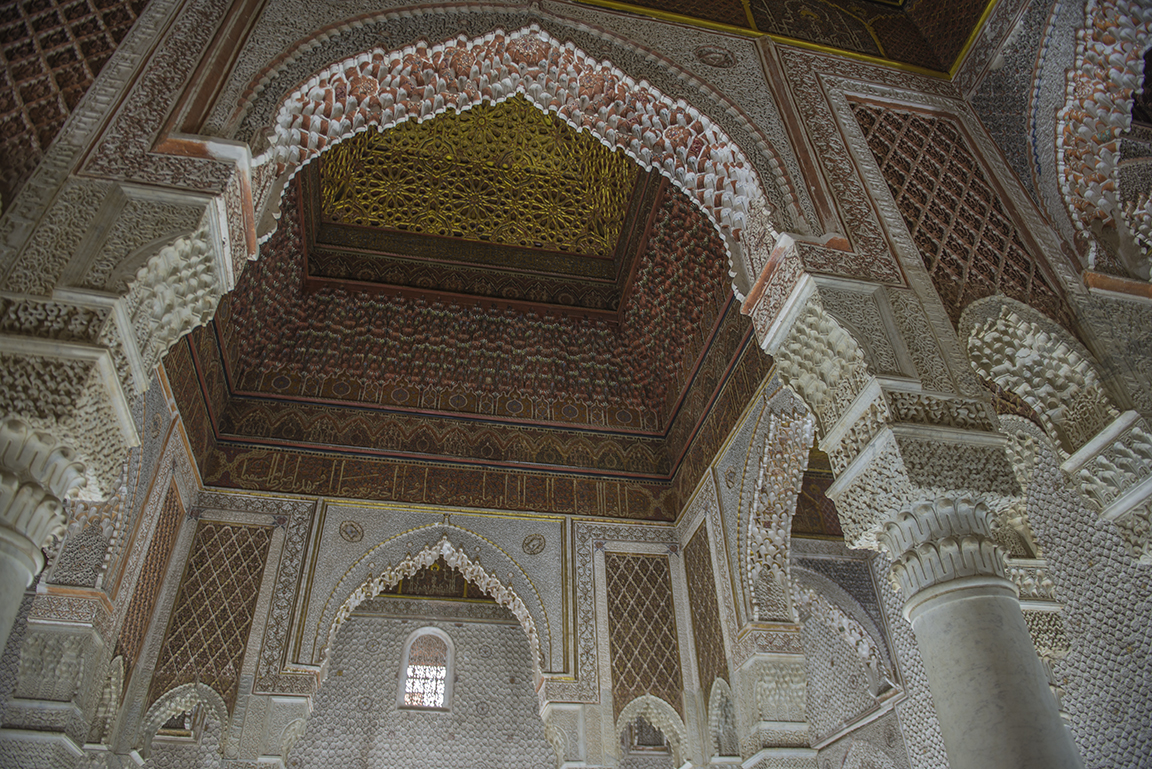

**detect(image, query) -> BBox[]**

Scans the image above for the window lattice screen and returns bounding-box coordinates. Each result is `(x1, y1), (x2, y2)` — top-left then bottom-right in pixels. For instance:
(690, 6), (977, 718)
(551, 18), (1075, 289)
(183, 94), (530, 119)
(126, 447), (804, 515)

(403, 633), (449, 708)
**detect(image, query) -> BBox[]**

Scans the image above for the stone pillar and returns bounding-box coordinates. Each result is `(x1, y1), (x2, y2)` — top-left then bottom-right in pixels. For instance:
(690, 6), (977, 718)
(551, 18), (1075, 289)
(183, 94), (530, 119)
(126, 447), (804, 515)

(879, 496), (1082, 769)
(0, 417), (86, 652)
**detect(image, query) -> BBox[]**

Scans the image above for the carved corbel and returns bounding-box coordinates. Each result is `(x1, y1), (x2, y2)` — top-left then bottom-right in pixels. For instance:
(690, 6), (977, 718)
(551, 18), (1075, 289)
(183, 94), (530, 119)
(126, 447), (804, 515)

(0, 417), (87, 572)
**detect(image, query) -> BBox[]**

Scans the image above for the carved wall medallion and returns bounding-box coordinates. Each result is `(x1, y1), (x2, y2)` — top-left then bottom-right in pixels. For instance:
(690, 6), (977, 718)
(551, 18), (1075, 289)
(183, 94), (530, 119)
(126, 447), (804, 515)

(694, 46), (736, 68)
(340, 520), (364, 543)
(522, 534), (546, 555)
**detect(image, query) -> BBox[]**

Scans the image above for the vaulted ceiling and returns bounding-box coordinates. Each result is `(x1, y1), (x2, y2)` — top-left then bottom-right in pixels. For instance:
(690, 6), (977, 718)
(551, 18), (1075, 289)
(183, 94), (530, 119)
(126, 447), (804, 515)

(166, 84), (842, 535)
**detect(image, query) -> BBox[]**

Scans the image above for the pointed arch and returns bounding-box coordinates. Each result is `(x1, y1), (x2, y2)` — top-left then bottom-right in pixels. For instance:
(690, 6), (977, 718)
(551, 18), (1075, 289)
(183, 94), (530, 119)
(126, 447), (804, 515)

(735, 385), (815, 623)
(1056, 0), (1152, 276)
(707, 677), (739, 758)
(255, 25), (778, 295)
(138, 681), (228, 758)
(87, 655), (124, 745)
(318, 530), (549, 676)
(791, 569), (895, 699)
(960, 296), (1118, 454)
(615, 694), (688, 765)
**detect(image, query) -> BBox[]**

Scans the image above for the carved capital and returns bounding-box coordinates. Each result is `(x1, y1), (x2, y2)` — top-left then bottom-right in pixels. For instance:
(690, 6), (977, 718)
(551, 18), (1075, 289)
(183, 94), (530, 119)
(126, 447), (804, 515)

(0, 417), (87, 569)
(826, 426), (1021, 551)
(878, 496), (1007, 600)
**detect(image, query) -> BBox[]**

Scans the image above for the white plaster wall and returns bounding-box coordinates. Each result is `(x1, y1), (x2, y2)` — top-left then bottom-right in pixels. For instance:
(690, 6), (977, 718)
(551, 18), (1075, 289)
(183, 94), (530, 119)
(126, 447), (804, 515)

(288, 605), (555, 769)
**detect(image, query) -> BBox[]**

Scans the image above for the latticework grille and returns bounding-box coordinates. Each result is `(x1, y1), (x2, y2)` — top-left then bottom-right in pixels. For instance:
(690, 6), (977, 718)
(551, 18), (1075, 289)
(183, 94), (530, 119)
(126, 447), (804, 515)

(605, 552), (684, 721)
(147, 522), (272, 712)
(403, 633), (448, 708)
(683, 526), (728, 695)
(851, 103), (1072, 329)
(0, 0), (151, 208)
(115, 482), (183, 674)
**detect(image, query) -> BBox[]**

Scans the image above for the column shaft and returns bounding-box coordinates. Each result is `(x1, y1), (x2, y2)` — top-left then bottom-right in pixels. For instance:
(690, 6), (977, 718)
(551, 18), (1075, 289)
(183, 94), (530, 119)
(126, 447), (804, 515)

(905, 578), (1082, 769)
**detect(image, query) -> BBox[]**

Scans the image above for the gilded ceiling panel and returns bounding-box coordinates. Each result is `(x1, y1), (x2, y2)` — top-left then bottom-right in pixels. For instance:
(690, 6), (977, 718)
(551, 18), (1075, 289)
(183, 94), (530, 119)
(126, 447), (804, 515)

(319, 95), (638, 259)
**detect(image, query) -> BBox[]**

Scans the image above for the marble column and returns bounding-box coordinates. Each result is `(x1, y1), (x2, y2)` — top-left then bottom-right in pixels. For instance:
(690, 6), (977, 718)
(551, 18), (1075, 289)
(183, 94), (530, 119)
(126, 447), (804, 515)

(0, 417), (86, 652)
(879, 496), (1082, 769)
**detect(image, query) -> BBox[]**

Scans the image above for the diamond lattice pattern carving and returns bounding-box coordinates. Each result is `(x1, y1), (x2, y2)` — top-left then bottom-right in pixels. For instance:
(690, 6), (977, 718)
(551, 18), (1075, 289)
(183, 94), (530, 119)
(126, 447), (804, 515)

(605, 552), (684, 721)
(683, 525), (728, 695)
(115, 482), (183, 674)
(147, 522), (272, 712)
(0, 0), (151, 208)
(320, 95), (638, 258)
(850, 103), (1072, 328)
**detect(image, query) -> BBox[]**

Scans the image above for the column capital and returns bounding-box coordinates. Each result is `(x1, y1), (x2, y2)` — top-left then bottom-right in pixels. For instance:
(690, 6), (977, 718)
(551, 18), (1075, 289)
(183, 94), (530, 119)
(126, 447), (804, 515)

(826, 425), (1021, 552)
(0, 416), (87, 570)
(878, 496), (1008, 602)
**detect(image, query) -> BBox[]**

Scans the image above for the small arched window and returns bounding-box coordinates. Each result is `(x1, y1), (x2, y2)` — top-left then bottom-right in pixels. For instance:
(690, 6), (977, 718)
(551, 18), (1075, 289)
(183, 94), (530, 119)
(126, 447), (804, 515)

(398, 628), (454, 710)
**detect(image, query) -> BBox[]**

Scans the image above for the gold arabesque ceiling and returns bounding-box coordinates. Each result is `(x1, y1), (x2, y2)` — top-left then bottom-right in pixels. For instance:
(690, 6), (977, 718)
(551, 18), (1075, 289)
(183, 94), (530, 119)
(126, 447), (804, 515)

(320, 96), (639, 260)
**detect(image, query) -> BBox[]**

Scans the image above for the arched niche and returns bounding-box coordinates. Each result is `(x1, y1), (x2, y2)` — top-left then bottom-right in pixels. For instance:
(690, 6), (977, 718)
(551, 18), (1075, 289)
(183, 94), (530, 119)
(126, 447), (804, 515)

(137, 681), (229, 759)
(615, 694), (687, 766)
(315, 527), (552, 678)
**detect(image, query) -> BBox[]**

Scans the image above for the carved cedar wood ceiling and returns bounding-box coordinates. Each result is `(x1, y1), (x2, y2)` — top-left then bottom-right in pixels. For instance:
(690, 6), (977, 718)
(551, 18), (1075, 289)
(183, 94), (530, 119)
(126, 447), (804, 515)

(164, 96), (842, 531)
(565, 0), (992, 72)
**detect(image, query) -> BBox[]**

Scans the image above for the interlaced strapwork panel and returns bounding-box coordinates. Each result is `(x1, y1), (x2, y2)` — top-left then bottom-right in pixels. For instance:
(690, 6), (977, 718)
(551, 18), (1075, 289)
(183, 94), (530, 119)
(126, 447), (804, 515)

(683, 525), (728, 695)
(320, 95), (638, 258)
(851, 104), (1073, 329)
(147, 522), (272, 712)
(115, 482), (183, 674)
(605, 552), (684, 721)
